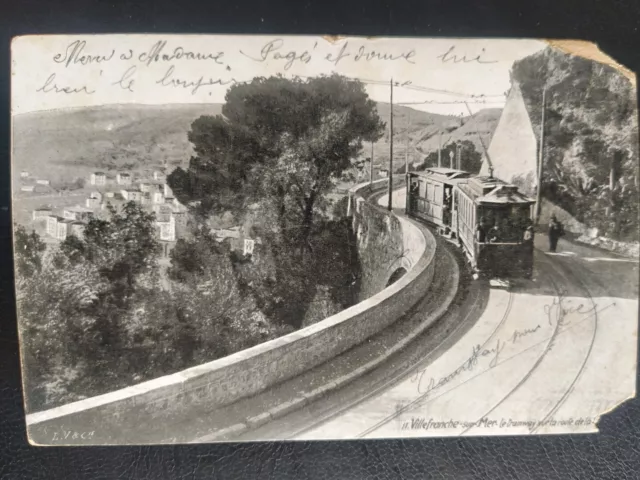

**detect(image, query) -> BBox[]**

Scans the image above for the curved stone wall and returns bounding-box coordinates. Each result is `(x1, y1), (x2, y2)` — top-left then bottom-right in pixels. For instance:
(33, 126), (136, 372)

(26, 180), (438, 444)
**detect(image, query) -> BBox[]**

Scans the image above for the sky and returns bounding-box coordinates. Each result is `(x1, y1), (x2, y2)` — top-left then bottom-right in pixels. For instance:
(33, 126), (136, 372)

(11, 35), (547, 116)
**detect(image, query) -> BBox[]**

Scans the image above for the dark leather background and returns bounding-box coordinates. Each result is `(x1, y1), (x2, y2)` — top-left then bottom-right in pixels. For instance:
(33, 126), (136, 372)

(1, 1), (639, 478)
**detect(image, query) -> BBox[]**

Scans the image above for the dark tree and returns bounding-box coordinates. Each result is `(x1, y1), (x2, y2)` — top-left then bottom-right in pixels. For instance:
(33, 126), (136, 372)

(60, 202), (160, 296)
(14, 225), (46, 277)
(168, 74), (385, 248)
(168, 226), (229, 283)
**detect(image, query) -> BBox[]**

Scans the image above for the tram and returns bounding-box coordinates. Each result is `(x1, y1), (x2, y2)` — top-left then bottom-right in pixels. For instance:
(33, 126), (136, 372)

(406, 167), (535, 278)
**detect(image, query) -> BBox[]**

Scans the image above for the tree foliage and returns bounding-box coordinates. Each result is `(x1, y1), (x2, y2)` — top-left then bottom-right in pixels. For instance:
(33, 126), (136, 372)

(61, 202), (160, 296)
(512, 47), (639, 240)
(14, 225), (46, 277)
(168, 74), (385, 239)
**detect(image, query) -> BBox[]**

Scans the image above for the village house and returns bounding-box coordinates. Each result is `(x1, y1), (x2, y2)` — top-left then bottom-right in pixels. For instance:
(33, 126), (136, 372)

(152, 191), (164, 204)
(46, 215), (64, 237)
(56, 219), (86, 241)
(116, 173), (132, 185)
(211, 226), (261, 256)
(156, 213), (176, 257)
(139, 181), (164, 194)
(32, 206), (52, 221)
(172, 206), (188, 238)
(20, 171), (29, 179)
(63, 205), (94, 222)
(90, 172), (107, 186)
(86, 191), (103, 209)
(152, 204), (172, 216)
(36, 179), (50, 186)
(141, 192), (153, 206)
(20, 185), (35, 193)
(139, 182), (152, 193)
(121, 189), (143, 202)
(153, 171), (166, 181)
(163, 183), (173, 198)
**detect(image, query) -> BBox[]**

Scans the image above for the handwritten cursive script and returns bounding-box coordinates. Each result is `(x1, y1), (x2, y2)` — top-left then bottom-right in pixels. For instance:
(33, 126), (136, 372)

(36, 73), (95, 94)
(53, 40), (115, 68)
(155, 65), (237, 95)
(412, 339), (505, 395)
(437, 45), (497, 64)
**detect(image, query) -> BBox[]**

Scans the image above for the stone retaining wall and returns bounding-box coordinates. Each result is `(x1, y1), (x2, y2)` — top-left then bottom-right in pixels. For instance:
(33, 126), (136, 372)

(26, 180), (438, 445)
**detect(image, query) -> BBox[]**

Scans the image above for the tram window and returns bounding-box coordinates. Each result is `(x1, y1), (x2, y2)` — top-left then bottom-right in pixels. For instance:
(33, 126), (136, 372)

(434, 185), (442, 204)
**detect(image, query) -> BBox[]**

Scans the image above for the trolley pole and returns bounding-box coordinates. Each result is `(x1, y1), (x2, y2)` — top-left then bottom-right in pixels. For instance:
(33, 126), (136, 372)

(388, 78), (394, 211)
(437, 131), (442, 167)
(534, 86), (547, 225)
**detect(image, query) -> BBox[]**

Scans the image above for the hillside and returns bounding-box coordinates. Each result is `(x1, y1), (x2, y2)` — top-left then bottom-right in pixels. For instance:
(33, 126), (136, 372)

(12, 102), (501, 188)
(12, 103), (223, 186)
(511, 47), (638, 240)
(367, 104), (501, 172)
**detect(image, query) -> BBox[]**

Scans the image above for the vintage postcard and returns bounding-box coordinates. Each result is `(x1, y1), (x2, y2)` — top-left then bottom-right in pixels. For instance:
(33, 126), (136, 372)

(11, 35), (638, 445)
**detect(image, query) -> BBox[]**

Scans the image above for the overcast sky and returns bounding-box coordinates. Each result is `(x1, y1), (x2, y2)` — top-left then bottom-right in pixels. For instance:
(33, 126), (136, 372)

(12, 35), (546, 116)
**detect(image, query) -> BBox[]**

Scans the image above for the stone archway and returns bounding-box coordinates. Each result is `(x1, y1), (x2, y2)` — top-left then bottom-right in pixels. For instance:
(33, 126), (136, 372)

(386, 267), (408, 287)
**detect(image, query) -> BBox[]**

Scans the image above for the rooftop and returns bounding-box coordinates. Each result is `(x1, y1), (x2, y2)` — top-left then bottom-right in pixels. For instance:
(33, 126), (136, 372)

(65, 205), (93, 213)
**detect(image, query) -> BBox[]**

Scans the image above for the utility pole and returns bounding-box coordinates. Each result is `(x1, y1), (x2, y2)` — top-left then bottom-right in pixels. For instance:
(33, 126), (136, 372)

(437, 131), (442, 167)
(456, 142), (462, 170)
(405, 109), (410, 174)
(534, 86), (547, 225)
(388, 78), (394, 211)
(370, 141), (374, 185)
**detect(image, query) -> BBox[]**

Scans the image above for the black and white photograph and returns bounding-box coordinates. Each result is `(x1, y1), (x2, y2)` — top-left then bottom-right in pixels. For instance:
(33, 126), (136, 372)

(10, 35), (638, 445)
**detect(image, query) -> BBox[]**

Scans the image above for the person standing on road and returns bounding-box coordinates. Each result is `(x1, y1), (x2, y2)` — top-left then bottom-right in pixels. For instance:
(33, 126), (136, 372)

(548, 214), (564, 252)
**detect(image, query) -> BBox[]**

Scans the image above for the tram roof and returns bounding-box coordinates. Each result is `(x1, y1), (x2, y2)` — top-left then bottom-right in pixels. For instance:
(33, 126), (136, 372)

(410, 167), (471, 182)
(458, 175), (535, 205)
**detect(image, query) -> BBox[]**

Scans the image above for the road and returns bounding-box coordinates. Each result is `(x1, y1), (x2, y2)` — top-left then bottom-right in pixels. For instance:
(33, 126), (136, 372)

(291, 189), (638, 439)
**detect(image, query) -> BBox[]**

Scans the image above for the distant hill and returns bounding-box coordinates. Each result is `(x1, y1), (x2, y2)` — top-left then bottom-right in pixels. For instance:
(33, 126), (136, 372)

(12, 102), (501, 188)
(366, 104), (502, 171)
(12, 103), (223, 186)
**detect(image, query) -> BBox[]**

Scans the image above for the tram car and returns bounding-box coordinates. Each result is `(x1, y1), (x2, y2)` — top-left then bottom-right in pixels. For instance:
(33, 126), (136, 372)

(406, 167), (535, 278)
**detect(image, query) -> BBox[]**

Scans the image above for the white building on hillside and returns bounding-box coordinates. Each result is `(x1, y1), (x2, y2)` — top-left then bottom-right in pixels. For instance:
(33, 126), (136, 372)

(86, 191), (103, 208)
(46, 215), (64, 237)
(156, 214), (175, 242)
(116, 173), (132, 185)
(152, 191), (164, 204)
(121, 189), (143, 202)
(90, 172), (107, 186)
(63, 205), (94, 222)
(32, 206), (52, 220)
